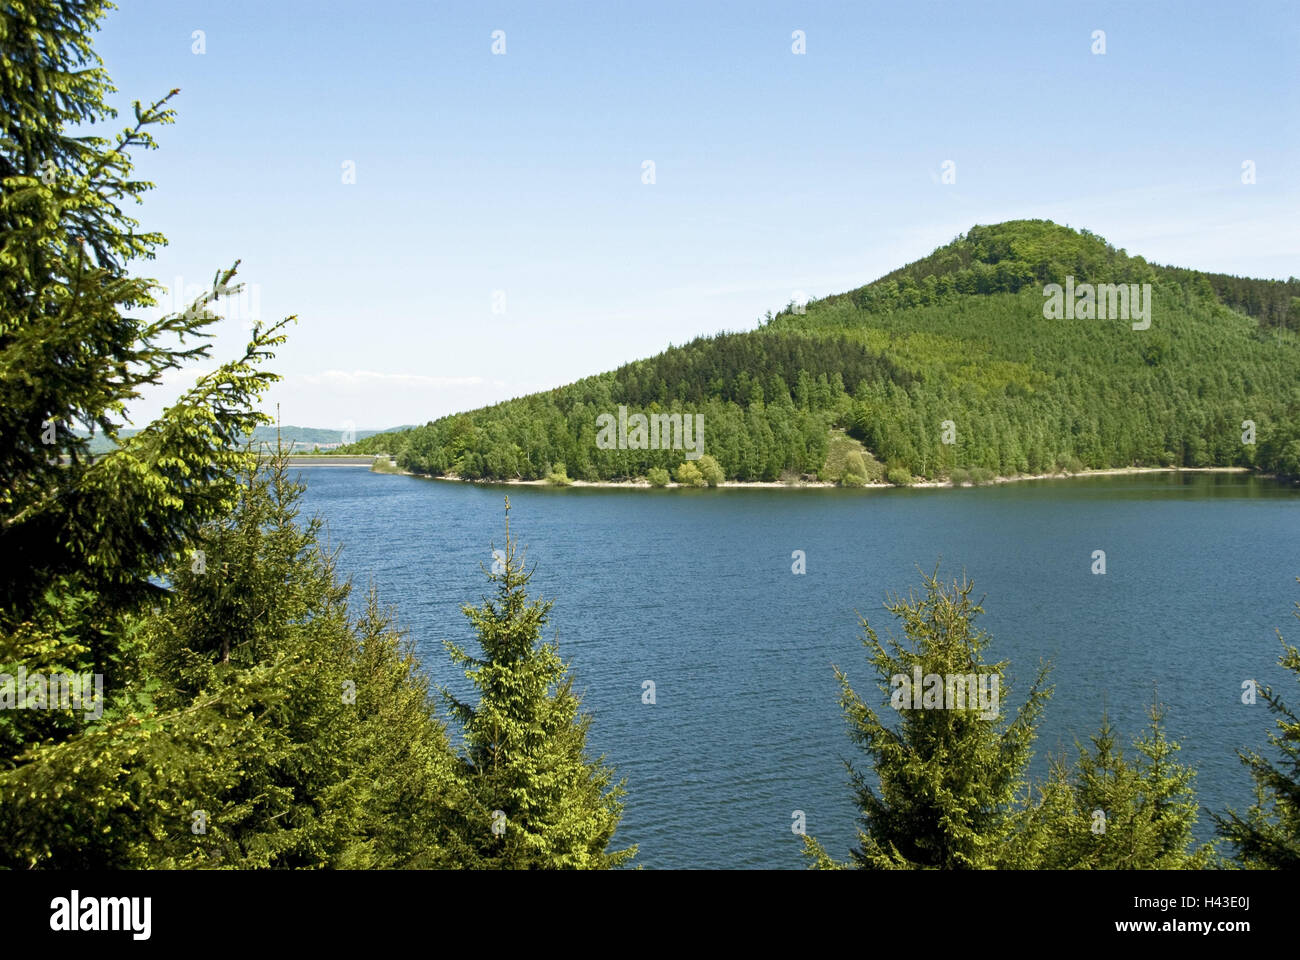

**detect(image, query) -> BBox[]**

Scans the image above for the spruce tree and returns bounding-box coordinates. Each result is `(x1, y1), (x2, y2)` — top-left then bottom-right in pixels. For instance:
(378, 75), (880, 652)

(1, 0), (289, 622)
(445, 498), (635, 868)
(340, 588), (478, 868)
(804, 568), (1051, 868)
(1214, 580), (1300, 868)
(0, 0), (290, 867)
(132, 449), (473, 868)
(1036, 706), (1214, 869)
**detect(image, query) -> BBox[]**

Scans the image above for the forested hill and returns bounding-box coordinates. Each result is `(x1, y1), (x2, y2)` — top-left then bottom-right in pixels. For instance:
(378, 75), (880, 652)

(827, 220), (1300, 332)
(342, 220), (1300, 483)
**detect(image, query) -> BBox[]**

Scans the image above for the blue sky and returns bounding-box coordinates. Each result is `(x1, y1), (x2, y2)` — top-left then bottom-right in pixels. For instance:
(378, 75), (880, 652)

(96, 0), (1299, 429)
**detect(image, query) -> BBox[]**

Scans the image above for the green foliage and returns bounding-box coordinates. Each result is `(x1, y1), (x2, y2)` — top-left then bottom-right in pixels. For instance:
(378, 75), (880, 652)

(1214, 582), (1300, 868)
(136, 452), (473, 868)
(804, 570), (1052, 869)
(886, 467), (912, 487)
(948, 467), (970, 486)
(805, 569), (1220, 871)
(1034, 707), (1216, 869)
(544, 462), (572, 486)
(1141, 332), (1171, 366)
(843, 451), (868, 479)
(0, 452), (475, 869)
(816, 219), (1298, 332)
(444, 499), (635, 868)
(362, 220), (1299, 485)
(823, 430), (881, 485)
(2, 4), (1293, 874)
(0, 4), (493, 872)
(1256, 417), (1300, 478)
(0, 35), (293, 620)
(696, 454), (725, 487)
(0, 0), (293, 867)
(340, 431), (407, 457)
(675, 461), (706, 487)
(330, 590), (477, 869)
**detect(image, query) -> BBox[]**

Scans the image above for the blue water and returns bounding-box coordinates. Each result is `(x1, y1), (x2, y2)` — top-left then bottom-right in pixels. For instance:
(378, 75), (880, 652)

(296, 468), (1299, 868)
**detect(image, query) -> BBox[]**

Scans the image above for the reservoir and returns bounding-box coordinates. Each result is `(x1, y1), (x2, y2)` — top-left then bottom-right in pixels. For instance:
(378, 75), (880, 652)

(296, 468), (1299, 868)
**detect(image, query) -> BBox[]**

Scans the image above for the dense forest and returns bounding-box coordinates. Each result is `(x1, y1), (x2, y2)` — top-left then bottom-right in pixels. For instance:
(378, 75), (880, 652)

(344, 220), (1300, 483)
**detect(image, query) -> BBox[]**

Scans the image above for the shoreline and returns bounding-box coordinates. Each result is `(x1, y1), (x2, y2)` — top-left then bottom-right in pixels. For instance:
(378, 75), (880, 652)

(359, 464), (1265, 489)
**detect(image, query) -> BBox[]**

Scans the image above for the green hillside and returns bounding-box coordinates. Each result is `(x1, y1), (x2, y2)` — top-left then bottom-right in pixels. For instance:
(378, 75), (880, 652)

(344, 221), (1300, 483)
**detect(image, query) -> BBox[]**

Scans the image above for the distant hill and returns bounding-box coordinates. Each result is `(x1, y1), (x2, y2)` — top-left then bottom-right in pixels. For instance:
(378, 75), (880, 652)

(338, 221), (1300, 482)
(81, 425), (415, 455)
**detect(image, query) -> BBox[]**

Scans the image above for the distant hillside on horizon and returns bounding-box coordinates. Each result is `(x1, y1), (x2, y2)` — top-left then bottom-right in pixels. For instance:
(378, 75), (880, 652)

(338, 220), (1300, 484)
(81, 424), (415, 455)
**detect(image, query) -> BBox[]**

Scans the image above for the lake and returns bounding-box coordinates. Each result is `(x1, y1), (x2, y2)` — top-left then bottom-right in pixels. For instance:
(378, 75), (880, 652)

(296, 468), (1299, 868)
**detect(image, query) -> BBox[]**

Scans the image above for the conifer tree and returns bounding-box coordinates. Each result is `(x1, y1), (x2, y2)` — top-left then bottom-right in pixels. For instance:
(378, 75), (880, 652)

(340, 589), (478, 868)
(1036, 706), (1214, 869)
(805, 569), (1051, 868)
(132, 449), (473, 868)
(445, 498), (635, 868)
(1, 0), (289, 623)
(1215, 581), (1300, 868)
(0, 0), (290, 867)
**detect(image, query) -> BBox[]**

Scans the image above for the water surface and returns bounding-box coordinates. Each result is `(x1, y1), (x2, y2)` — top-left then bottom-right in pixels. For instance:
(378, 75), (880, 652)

(296, 469), (1299, 868)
